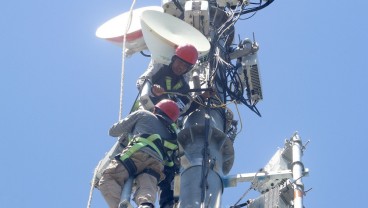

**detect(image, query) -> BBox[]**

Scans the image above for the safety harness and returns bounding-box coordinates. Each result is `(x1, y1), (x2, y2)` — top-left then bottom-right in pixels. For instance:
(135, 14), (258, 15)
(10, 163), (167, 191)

(115, 123), (179, 182)
(162, 123), (180, 167)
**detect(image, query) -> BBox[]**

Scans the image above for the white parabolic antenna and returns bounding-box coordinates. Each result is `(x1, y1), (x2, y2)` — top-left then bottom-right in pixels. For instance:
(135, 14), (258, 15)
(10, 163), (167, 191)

(140, 10), (211, 65)
(95, 6), (163, 51)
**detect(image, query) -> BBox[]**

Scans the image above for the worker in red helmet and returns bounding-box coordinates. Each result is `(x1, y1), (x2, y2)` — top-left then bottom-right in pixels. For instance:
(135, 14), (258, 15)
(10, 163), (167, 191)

(99, 99), (180, 208)
(136, 44), (211, 208)
(137, 44), (209, 115)
(174, 44), (198, 66)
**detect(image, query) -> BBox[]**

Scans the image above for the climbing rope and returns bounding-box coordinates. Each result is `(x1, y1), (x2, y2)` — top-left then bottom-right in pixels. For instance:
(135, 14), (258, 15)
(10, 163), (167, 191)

(87, 1), (137, 207)
(86, 161), (101, 208)
(119, 0), (137, 120)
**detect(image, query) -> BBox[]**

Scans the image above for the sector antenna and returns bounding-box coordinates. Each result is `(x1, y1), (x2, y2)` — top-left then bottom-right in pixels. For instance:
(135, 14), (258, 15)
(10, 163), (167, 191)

(140, 10), (210, 65)
(96, 6), (163, 54)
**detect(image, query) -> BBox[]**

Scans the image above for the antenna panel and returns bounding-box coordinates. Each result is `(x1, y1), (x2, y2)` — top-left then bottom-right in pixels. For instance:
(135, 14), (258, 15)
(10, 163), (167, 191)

(140, 10), (210, 64)
(96, 6), (163, 50)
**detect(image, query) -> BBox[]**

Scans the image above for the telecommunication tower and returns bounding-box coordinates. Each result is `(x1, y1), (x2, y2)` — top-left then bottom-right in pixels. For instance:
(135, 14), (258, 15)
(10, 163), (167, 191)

(90, 1), (310, 208)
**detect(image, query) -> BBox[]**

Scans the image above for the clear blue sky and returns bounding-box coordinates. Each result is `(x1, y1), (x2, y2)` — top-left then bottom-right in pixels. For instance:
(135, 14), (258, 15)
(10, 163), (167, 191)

(1, 1), (367, 207)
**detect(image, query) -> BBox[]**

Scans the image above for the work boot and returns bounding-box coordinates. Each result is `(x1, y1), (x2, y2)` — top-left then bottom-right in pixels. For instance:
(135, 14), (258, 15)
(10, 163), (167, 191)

(137, 202), (154, 208)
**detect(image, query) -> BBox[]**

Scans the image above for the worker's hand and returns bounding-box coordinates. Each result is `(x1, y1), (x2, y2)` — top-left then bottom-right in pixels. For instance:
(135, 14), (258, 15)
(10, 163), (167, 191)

(200, 88), (214, 99)
(152, 84), (165, 96)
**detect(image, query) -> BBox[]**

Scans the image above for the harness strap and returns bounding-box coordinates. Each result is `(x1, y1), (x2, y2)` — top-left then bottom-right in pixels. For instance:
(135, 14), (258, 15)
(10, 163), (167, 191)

(115, 155), (137, 177)
(170, 123), (180, 135)
(118, 133), (178, 170)
(165, 160), (175, 167)
(163, 140), (178, 150)
(136, 137), (164, 159)
(142, 168), (161, 183)
(121, 134), (164, 161)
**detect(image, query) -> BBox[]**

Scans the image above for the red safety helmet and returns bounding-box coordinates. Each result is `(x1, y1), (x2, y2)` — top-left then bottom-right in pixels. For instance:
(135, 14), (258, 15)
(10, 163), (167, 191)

(175, 44), (198, 65)
(155, 99), (180, 122)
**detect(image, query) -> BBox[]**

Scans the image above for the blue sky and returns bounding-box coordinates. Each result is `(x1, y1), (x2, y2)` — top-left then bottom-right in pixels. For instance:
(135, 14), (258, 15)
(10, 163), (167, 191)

(1, 1), (368, 207)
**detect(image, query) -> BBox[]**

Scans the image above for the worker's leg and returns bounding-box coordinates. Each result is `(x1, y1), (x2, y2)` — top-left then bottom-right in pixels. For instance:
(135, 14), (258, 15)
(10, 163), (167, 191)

(134, 173), (158, 206)
(131, 151), (164, 206)
(99, 160), (129, 208)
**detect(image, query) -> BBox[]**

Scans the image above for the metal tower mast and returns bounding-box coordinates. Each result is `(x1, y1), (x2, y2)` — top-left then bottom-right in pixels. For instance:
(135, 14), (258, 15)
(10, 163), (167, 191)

(92, 1), (310, 208)
(172, 0), (283, 207)
(176, 1), (264, 207)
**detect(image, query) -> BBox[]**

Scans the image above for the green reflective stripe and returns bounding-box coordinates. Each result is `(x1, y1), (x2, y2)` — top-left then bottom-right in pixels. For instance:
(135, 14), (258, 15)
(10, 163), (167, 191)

(165, 76), (172, 90)
(164, 140), (178, 150)
(173, 80), (183, 90)
(120, 134), (163, 161)
(165, 77), (183, 91)
(170, 123), (179, 134)
(165, 161), (174, 167)
(120, 142), (147, 161)
(146, 134), (161, 141)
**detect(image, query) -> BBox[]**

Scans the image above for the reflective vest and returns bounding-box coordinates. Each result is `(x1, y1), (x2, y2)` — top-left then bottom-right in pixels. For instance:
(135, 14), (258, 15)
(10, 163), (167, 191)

(165, 76), (184, 91)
